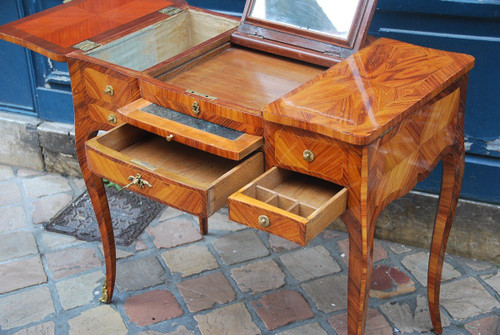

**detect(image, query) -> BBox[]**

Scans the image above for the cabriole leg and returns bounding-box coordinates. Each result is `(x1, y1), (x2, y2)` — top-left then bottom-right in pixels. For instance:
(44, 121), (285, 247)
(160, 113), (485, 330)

(427, 146), (465, 333)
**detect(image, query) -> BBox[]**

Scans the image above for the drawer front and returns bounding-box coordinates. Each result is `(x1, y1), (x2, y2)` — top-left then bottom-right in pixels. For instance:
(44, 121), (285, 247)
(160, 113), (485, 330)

(85, 125), (265, 218)
(274, 130), (345, 181)
(88, 103), (124, 126)
(84, 68), (138, 106)
(86, 148), (207, 216)
(228, 167), (347, 246)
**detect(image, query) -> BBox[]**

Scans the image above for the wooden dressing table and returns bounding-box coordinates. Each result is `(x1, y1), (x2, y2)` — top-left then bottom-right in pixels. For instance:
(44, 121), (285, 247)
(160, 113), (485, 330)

(0, 1), (474, 334)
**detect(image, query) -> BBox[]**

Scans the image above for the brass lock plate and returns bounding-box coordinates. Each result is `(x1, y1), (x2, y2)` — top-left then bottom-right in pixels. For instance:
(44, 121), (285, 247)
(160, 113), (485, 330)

(192, 101), (200, 115)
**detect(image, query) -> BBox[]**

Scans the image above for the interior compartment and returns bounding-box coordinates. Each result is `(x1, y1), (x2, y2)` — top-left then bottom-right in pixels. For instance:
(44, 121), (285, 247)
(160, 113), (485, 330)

(156, 45), (326, 110)
(96, 124), (244, 188)
(88, 9), (238, 72)
(241, 168), (343, 219)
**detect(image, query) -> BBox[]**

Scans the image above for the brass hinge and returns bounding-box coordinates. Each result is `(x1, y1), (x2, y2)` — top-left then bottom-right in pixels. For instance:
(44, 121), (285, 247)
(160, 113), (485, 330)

(73, 40), (101, 52)
(379, 127), (394, 139)
(159, 6), (183, 16)
(185, 89), (217, 100)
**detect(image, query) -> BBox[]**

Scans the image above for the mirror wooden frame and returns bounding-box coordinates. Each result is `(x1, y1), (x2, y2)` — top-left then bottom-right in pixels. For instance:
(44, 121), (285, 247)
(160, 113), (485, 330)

(237, 0), (378, 58)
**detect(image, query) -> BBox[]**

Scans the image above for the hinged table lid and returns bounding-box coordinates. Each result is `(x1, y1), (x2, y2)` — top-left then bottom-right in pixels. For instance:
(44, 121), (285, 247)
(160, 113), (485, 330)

(0, 0), (187, 62)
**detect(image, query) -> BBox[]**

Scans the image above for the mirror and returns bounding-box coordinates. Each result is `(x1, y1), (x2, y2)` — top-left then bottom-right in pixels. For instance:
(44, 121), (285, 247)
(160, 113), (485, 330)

(249, 0), (361, 40)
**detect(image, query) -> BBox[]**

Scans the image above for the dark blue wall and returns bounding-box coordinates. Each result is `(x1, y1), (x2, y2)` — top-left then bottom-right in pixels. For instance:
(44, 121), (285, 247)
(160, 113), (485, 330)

(0, 0), (499, 204)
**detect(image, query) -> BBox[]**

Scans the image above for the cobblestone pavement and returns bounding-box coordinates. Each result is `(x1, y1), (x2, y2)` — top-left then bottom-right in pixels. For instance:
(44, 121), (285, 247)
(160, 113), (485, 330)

(0, 164), (499, 335)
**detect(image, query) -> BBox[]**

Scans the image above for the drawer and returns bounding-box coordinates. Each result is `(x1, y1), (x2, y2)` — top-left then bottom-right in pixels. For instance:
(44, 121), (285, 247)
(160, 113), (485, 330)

(84, 68), (138, 106)
(274, 130), (345, 181)
(85, 124), (264, 217)
(117, 99), (263, 160)
(88, 103), (124, 126)
(228, 167), (347, 246)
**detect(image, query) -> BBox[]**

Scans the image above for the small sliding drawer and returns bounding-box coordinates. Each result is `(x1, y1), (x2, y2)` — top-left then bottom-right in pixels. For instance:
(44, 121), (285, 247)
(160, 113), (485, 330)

(86, 124), (264, 218)
(117, 99), (263, 160)
(228, 167), (347, 246)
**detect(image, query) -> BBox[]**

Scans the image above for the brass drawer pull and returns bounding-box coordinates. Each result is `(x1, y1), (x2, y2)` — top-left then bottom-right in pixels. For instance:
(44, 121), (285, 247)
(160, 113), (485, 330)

(192, 101), (200, 115)
(166, 134), (174, 142)
(104, 85), (114, 96)
(107, 114), (117, 124)
(258, 215), (270, 228)
(303, 149), (315, 162)
(122, 174), (152, 190)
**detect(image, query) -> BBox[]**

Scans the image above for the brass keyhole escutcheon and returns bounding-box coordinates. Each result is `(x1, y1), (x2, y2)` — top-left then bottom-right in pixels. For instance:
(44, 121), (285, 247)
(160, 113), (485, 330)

(258, 215), (270, 228)
(104, 85), (114, 96)
(121, 174), (153, 191)
(303, 149), (315, 162)
(192, 101), (200, 115)
(107, 114), (117, 124)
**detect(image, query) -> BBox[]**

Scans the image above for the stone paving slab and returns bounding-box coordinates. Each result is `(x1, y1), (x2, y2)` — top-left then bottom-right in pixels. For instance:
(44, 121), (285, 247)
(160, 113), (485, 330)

(280, 245), (341, 281)
(0, 206), (27, 232)
(213, 230), (269, 265)
(231, 259), (286, 294)
(440, 277), (500, 320)
(56, 271), (104, 310)
(124, 290), (183, 326)
(0, 231), (38, 262)
(177, 272), (236, 312)
(0, 286), (54, 330)
(251, 289), (314, 330)
(67, 305), (127, 335)
(0, 256), (47, 294)
(194, 303), (261, 335)
(116, 256), (166, 291)
(45, 247), (101, 280)
(161, 244), (219, 277)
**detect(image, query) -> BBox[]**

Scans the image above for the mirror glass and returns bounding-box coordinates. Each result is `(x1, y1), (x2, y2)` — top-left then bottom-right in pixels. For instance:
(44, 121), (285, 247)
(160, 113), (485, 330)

(250, 0), (360, 40)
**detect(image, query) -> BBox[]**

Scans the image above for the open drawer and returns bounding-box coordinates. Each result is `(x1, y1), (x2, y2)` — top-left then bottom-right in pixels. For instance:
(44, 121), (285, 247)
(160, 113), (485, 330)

(85, 124), (264, 218)
(117, 99), (263, 160)
(228, 167), (347, 246)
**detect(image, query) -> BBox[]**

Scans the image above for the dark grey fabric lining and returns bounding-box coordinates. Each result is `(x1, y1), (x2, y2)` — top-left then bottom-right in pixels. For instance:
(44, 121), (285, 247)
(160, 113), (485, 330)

(142, 103), (243, 140)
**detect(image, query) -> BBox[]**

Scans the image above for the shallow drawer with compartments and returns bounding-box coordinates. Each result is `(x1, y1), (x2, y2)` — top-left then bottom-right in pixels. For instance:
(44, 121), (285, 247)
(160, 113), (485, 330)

(228, 167), (347, 246)
(85, 124), (264, 218)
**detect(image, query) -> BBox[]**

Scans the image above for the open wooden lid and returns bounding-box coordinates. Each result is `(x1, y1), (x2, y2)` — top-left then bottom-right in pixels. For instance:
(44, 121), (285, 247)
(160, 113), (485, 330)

(237, 0), (378, 61)
(0, 0), (187, 62)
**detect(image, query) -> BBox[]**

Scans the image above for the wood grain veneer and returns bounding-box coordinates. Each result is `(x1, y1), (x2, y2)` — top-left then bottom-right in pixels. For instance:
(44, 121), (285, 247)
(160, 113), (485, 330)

(160, 46), (326, 110)
(264, 38), (475, 145)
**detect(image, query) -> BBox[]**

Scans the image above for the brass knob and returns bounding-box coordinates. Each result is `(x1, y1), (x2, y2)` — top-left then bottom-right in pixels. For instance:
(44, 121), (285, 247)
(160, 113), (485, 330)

(166, 134), (174, 142)
(303, 149), (315, 162)
(107, 114), (117, 124)
(258, 215), (270, 228)
(192, 101), (200, 115)
(104, 85), (114, 96)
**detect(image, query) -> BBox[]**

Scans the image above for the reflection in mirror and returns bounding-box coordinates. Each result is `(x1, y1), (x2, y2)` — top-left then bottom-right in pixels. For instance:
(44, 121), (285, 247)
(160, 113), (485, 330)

(250, 0), (360, 40)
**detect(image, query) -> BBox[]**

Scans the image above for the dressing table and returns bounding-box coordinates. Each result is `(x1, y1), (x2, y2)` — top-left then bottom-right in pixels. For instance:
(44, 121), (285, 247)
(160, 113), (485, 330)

(0, 0), (474, 334)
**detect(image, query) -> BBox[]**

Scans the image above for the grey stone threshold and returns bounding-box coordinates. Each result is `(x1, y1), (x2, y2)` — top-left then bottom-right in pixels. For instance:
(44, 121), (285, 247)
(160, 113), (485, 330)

(1, 111), (498, 262)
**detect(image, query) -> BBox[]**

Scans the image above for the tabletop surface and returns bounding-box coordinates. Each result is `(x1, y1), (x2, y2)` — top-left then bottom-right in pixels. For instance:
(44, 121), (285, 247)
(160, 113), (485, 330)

(264, 38), (475, 145)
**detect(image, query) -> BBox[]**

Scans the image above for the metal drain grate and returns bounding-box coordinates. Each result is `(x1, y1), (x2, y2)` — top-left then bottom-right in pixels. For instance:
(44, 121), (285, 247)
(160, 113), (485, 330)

(44, 187), (164, 246)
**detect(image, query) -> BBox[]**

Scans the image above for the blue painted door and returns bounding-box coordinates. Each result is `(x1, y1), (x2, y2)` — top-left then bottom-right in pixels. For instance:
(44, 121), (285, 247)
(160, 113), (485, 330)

(1, 0), (498, 204)
(0, 0), (73, 123)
